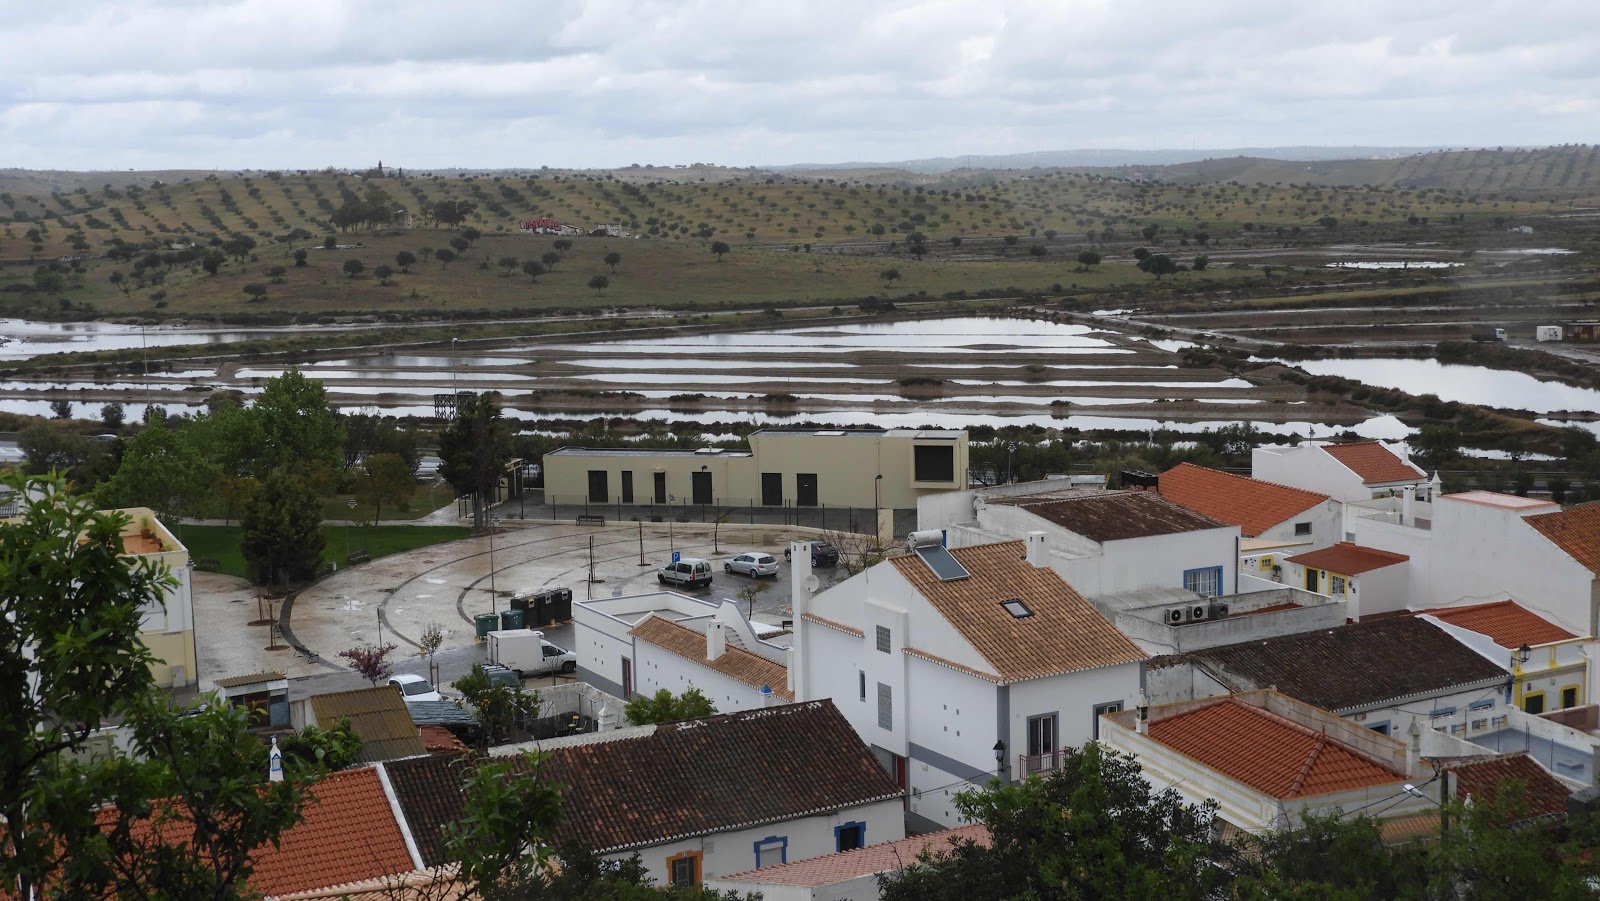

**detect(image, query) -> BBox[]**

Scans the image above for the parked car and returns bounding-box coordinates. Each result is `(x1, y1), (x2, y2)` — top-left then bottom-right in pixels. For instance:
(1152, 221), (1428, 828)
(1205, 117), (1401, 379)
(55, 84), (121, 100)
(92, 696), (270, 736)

(487, 629), (578, 677)
(726, 552), (780, 578)
(658, 557), (713, 589)
(785, 541), (840, 566)
(387, 673), (443, 703)
(480, 663), (522, 690)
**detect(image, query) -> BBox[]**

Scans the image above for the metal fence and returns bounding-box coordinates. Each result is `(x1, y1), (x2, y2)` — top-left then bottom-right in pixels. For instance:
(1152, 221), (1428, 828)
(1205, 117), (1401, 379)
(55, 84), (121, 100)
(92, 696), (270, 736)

(532, 492), (916, 536)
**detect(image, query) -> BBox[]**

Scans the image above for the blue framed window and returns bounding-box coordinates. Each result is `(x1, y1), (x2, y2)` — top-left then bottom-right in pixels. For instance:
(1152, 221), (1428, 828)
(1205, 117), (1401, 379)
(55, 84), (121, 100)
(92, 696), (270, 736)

(1367, 721), (1391, 736)
(1182, 566), (1223, 598)
(835, 821), (866, 852)
(1430, 706), (1457, 718)
(753, 835), (787, 868)
(1469, 699), (1495, 711)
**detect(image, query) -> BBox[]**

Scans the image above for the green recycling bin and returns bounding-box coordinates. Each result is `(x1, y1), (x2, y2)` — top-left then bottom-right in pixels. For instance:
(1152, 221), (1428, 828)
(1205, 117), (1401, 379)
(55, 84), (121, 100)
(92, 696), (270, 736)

(500, 609), (525, 631)
(474, 612), (499, 639)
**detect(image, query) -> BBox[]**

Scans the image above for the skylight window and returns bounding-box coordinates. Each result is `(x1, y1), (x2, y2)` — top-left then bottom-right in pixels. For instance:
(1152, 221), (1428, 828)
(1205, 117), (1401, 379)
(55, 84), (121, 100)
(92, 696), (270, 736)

(1001, 599), (1033, 619)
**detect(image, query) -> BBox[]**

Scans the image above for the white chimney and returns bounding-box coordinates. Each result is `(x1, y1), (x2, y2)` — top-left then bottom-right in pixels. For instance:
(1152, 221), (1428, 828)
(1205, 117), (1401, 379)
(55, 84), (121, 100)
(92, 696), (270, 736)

(786, 645), (796, 694)
(268, 735), (283, 783)
(1401, 485), (1415, 527)
(598, 705), (618, 731)
(1025, 531), (1049, 568)
(760, 684), (778, 707)
(707, 621), (726, 660)
(790, 541), (815, 616)
(1135, 690), (1149, 735)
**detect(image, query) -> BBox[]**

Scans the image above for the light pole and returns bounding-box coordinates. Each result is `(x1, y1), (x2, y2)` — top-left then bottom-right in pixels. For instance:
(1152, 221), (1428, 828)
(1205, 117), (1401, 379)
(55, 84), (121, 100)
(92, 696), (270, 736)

(344, 496), (356, 562)
(874, 474), (883, 543)
(451, 337), (459, 396)
(487, 513), (501, 614)
(993, 739), (1007, 780)
(1005, 441), (1019, 485)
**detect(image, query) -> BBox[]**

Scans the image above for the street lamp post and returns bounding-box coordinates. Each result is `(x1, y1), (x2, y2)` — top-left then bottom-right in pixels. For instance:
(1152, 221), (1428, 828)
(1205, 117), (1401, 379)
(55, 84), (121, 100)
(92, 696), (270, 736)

(344, 496), (356, 562)
(487, 514), (501, 614)
(1005, 441), (1019, 485)
(451, 337), (459, 396)
(993, 739), (1007, 780)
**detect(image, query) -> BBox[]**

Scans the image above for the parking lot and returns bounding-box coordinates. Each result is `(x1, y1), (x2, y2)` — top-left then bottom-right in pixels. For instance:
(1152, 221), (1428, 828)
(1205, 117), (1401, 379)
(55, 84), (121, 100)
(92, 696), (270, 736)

(229, 520), (855, 690)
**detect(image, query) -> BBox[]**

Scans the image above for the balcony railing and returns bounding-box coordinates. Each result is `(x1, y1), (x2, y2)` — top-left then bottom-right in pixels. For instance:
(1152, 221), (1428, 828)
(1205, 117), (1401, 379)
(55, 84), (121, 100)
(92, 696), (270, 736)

(1018, 750), (1064, 777)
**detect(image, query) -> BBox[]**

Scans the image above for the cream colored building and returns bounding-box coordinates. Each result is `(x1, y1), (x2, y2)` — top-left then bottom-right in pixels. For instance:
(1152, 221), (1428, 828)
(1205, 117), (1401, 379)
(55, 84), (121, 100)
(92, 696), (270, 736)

(115, 508), (198, 689)
(543, 429), (968, 511)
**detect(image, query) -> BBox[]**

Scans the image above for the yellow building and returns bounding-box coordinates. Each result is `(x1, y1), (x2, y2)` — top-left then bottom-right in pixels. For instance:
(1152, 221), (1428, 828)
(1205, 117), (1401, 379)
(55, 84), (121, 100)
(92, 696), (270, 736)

(114, 508), (199, 689)
(543, 428), (968, 511)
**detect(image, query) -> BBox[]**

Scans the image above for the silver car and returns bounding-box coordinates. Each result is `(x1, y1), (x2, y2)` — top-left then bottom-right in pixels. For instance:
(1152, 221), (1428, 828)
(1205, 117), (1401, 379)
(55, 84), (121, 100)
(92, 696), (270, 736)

(725, 552), (780, 578)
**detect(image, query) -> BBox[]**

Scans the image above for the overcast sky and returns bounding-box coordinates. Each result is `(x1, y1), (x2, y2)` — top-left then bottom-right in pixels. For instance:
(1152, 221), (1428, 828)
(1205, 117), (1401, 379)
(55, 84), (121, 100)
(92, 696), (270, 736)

(2, 0), (1596, 171)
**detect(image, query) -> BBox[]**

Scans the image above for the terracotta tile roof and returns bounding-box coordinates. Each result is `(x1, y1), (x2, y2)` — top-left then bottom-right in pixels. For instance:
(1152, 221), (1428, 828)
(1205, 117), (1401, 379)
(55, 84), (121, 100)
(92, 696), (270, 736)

(994, 490), (1229, 542)
(1186, 618), (1507, 712)
(1285, 541), (1409, 575)
(1158, 463), (1329, 537)
(269, 866), (466, 900)
(535, 701), (901, 853)
(418, 725), (471, 757)
(889, 541), (1147, 682)
(1443, 753), (1574, 824)
(84, 768), (417, 898)
(1321, 441), (1426, 484)
(1422, 600), (1576, 647)
(214, 671), (287, 688)
(383, 755), (472, 868)
(715, 825), (990, 886)
(1148, 697), (1409, 799)
(1525, 502), (1600, 577)
(309, 687), (425, 764)
(629, 614), (794, 700)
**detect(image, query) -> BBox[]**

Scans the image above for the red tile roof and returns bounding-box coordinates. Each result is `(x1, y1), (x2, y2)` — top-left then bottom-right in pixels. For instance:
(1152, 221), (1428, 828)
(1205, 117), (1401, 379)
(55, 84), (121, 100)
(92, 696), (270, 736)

(1525, 502), (1600, 577)
(629, 614), (794, 700)
(1321, 442), (1426, 485)
(716, 825), (990, 887)
(1148, 697), (1409, 799)
(1445, 753), (1573, 824)
(1422, 600), (1576, 647)
(89, 768), (417, 898)
(1158, 463), (1329, 537)
(994, 490), (1228, 542)
(889, 541), (1147, 683)
(1286, 541), (1409, 575)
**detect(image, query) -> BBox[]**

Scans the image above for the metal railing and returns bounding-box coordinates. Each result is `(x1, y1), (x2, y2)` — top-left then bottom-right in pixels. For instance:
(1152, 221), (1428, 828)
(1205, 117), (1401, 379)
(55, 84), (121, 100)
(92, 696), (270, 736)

(1018, 750), (1065, 777)
(536, 493), (915, 536)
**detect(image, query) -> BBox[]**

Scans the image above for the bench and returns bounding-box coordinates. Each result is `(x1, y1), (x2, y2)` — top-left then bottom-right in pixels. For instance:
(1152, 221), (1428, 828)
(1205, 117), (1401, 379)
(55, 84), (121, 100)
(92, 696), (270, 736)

(575, 514), (606, 526)
(347, 551), (371, 565)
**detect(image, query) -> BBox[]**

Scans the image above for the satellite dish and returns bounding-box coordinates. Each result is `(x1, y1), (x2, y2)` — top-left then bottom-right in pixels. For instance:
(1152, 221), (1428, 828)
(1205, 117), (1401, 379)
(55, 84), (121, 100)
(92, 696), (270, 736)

(803, 575), (820, 594)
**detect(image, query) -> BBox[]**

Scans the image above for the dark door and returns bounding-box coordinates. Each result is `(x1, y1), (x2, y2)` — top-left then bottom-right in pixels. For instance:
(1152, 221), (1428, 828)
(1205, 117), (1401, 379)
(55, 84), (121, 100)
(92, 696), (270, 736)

(653, 471), (667, 503)
(761, 472), (784, 507)
(621, 657), (633, 698)
(587, 470), (609, 503)
(796, 473), (819, 507)
(1524, 693), (1546, 714)
(1304, 568), (1320, 592)
(620, 471), (634, 503)
(691, 471), (713, 505)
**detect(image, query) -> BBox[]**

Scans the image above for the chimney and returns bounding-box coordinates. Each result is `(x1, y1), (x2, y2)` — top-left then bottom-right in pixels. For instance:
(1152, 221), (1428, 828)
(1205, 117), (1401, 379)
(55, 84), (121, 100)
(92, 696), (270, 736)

(786, 645), (796, 694)
(1401, 485), (1415, 527)
(1025, 531), (1049, 568)
(790, 541), (815, 616)
(706, 621), (726, 661)
(598, 705), (619, 731)
(1135, 690), (1149, 735)
(760, 684), (779, 707)
(268, 735), (283, 783)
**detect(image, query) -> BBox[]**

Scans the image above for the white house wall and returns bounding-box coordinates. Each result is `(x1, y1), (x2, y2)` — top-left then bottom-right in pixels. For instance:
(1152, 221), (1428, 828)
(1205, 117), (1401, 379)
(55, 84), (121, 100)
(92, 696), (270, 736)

(1099, 530), (1238, 598)
(1348, 516), (1435, 612)
(1253, 445), (1370, 503)
(1425, 499), (1595, 634)
(615, 799), (905, 887)
(632, 641), (774, 712)
(1254, 499), (1344, 551)
(573, 607), (640, 698)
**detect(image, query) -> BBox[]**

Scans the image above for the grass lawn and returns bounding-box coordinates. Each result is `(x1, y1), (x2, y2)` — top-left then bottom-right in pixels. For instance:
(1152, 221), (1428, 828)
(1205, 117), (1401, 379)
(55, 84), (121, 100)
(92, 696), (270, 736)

(180, 523), (471, 580)
(316, 480), (458, 523)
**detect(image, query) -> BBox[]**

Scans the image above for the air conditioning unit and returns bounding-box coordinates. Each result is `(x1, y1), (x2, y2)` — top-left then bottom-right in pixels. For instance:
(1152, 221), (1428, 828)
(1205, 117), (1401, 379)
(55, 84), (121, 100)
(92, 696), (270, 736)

(1209, 601), (1230, 619)
(1166, 607), (1190, 625)
(1190, 605), (1210, 622)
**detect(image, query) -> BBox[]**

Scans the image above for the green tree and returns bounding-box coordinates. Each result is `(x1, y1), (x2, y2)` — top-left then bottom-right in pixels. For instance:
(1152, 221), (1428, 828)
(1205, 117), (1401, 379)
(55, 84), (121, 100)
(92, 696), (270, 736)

(1231, 810), (1430, 899)
(242, 282), (268, 301)
(454, 664), (542, 746)
(445, 755), (565, 900)
(552, 238), (572, 256)
(338, 642), (397, 686)
(439, 392), (513, 530)
(356, 451), (416, 522)
(1139, 253), (1178, 279)
(1193, 254), (1209, 271)
(880, 743), (1226, 901)
(881, 267), (901, 287)
(435, 248), (457, 268)
(100, 402), (126, 430)
(603, 251), (622, 272)
(342, 257), (364, 279)
(587, 274), (609, 295)
(710, 240), (731, 260)
(395, 250), (418, 273)
(50, 398), (72, 419)
(1076, 250), (1102, 270)
(522, 259), (547, 282)
(275, 719), (363, 774)
(540, 250), (561, 271)
(1413, 423), (1460, 471)
(17, 421), (104, 486)
(253, 369), (344, 475)
(293, 248), (308, 267)
(240, 468), (326, 587)
(1028, 243), (1047, 259)
(96, 422), (221, 522)
(373, 263), (394, 284)
(498, 255), (520, 276)
(624, 688), (716, 725)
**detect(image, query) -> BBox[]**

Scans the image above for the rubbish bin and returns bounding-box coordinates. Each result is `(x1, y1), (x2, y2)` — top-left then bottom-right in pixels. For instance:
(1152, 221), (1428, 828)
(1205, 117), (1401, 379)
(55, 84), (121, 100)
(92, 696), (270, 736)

(500, 608), (525, 631)
(510, 595), (532, 613)
(474, 612), (499, 639)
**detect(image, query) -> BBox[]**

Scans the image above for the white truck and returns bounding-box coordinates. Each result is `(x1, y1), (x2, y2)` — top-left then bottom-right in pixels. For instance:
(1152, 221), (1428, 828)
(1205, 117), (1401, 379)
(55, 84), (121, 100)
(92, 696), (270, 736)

(486, 629), (577, 677)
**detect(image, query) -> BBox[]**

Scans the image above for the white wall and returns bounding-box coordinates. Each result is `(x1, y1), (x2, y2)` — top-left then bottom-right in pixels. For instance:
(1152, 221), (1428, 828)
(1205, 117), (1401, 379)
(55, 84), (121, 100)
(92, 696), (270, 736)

(632, 639), (777, 713)
(1253, 445), (1371, 503)
(573, 606), (643, 697)
(1254, 499), (1344, 551)
(1349, 515), (1435, 612)
(1007, 662), (1143, 754)
(1426, 497), (1595, 634)
(616, 799), (904, 887)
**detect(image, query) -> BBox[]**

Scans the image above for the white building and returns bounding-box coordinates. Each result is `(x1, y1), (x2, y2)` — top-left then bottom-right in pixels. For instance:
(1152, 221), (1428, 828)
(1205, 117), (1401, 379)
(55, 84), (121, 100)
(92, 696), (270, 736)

(1157, 462), (1343, 551)
(573, 590), (790, 711)
(1421, 599), (1594, 715)
(922, 484), (1241, 599)
(1281, 541), (1411, 619)
(1253, 440), (1429, 505)
(792, 535), (1148, 829)
(706, 825), (987, 901)
(1350, 492), (1600, 636)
